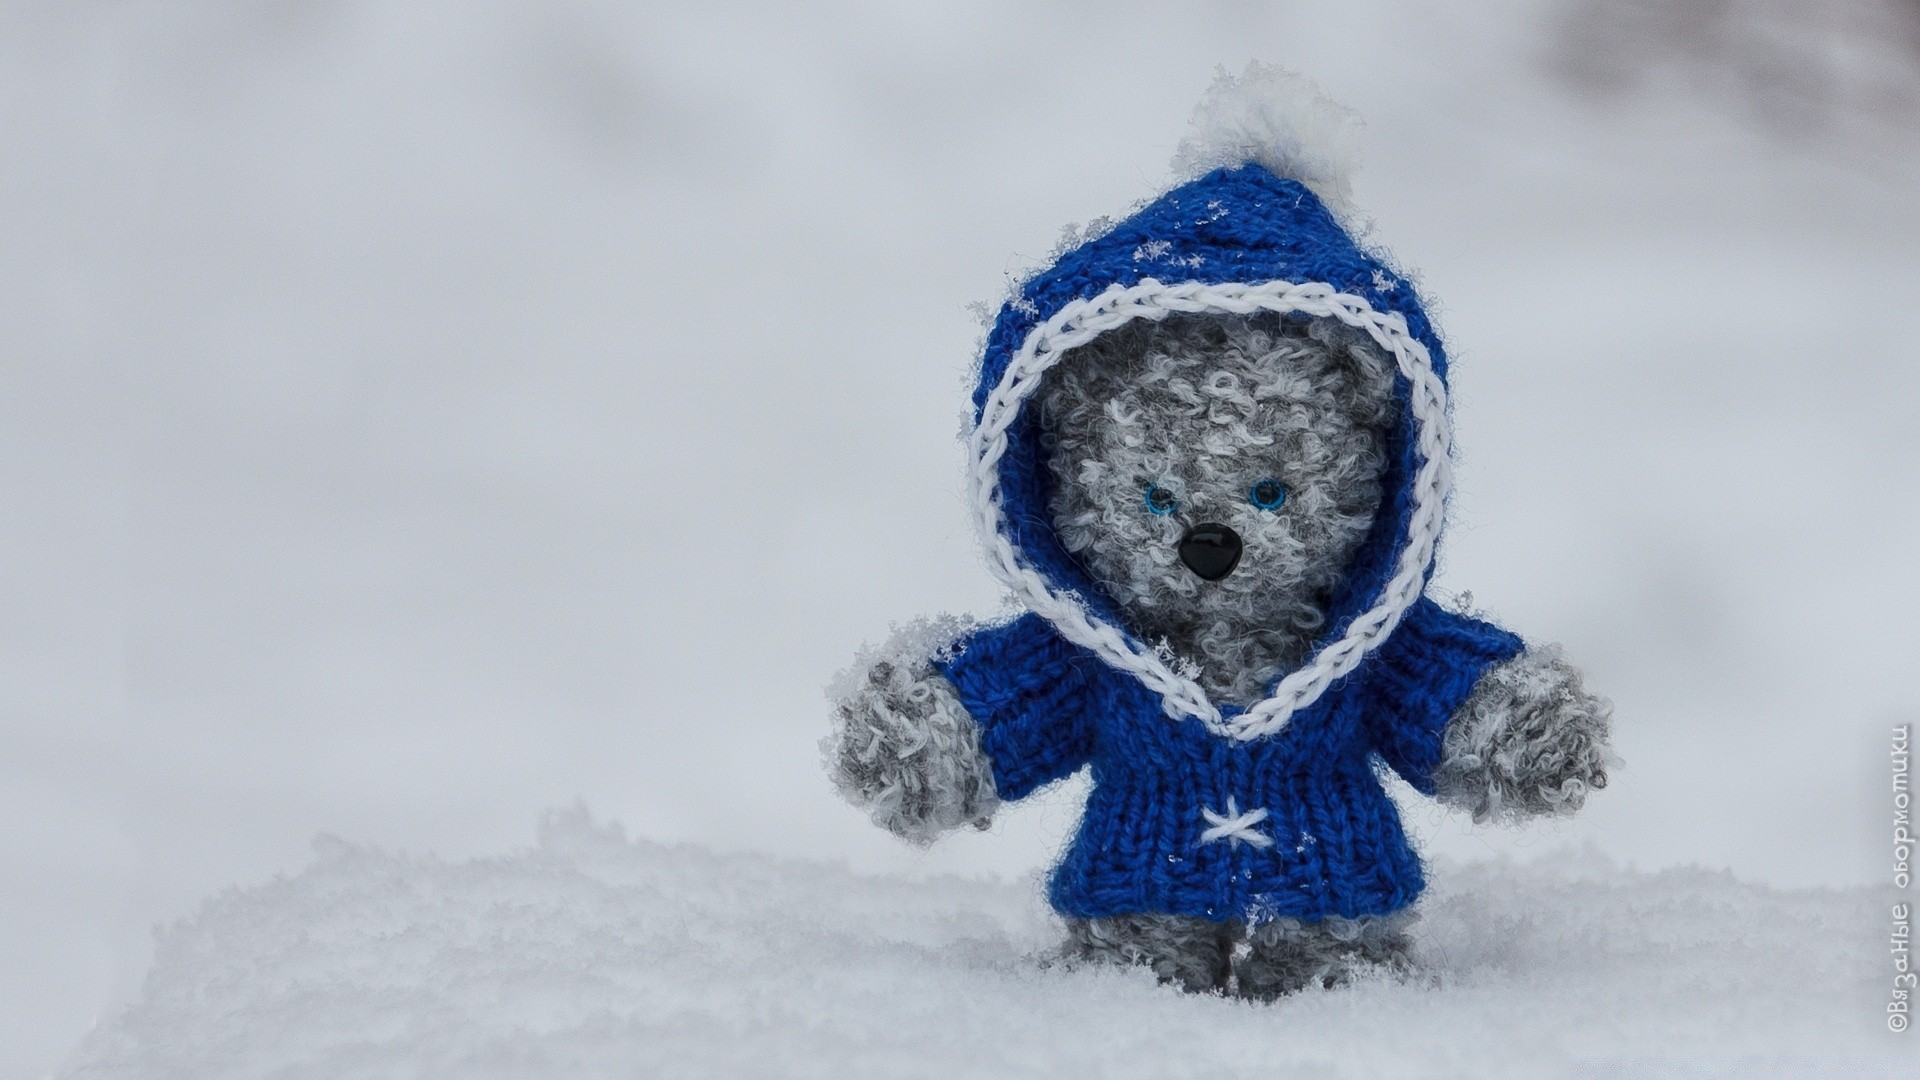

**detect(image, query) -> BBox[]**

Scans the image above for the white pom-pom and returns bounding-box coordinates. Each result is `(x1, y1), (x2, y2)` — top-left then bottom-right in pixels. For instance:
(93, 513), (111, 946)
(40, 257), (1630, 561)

(1171, 62), (1362, 216)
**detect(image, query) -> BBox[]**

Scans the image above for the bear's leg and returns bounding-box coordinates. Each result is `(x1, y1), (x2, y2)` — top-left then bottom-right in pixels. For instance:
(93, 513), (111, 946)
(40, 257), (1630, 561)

(1234, 910), (1416, 1002)
(1059, 913), (1239, 994)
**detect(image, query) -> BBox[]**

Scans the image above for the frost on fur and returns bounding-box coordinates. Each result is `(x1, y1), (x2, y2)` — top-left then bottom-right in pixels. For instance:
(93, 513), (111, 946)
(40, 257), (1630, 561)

(1434, 646), (1618, 824)
(1172, 62), (1362, 217)
(823, 617), (999, 845)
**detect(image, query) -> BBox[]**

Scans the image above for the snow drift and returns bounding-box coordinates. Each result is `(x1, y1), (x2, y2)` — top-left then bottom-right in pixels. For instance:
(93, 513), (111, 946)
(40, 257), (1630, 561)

(58, 810), (1908, 1079)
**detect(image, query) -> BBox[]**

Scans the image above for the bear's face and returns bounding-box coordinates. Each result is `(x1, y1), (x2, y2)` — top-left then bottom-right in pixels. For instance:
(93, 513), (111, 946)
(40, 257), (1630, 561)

(1036, 313), (1396, 705)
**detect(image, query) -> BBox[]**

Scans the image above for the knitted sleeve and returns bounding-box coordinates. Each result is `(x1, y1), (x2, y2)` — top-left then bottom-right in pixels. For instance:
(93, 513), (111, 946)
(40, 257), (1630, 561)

(1359, 595), (1526, 795)
(932, 612), (1100, 801)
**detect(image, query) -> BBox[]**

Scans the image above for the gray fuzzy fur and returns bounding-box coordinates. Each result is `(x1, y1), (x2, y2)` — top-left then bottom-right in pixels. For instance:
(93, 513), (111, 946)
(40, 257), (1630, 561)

(1056, 910), (1417, 1000)
(1433, 645), (1616, 824)
(827, 308), (1616, 994)
(1035, 313), (1396, 705)
(1058, 914), (1238, 995)
(823, 620), (999, 846)
(1234, 910), (1417, 1002)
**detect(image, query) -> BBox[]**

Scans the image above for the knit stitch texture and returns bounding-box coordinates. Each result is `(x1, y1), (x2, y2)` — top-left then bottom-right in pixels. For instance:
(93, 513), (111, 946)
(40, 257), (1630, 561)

(936, 601), (1520, 921)
(942, 163), (1527, 922)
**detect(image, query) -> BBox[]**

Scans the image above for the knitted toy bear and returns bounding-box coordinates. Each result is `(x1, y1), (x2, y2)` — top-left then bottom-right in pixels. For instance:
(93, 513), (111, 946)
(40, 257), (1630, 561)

(825, 65), (1614, 999)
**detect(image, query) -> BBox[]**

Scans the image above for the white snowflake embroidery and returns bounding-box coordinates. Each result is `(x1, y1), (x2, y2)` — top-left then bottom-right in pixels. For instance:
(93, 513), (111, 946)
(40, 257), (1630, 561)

(1199, 797), (1273, 849)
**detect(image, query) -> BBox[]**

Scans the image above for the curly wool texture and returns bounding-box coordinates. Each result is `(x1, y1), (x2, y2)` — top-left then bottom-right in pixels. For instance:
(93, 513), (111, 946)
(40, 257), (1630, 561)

(1058, 909), (1417, 1000)
(1432, 646), (1616, 825)
(1236, 909), (1417, 1002)
(1058, 913), (1237, 995)
(824, 88), (1616, 956)
(1035, 313), (1396, 705)
(823, 619), (999, 846)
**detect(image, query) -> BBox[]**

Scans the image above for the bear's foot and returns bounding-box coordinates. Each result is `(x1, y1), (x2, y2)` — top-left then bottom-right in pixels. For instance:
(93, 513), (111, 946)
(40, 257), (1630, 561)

(1057, 913), (1238, 994)
(1233, 911), (1416, 1002)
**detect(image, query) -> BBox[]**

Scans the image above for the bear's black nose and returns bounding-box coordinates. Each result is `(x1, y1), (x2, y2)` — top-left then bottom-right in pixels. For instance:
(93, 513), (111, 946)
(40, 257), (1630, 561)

(1178, 523), (1242, 581)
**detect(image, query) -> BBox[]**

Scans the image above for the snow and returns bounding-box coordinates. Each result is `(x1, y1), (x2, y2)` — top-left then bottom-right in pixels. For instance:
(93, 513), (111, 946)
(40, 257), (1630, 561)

(57, 810), (1908, 1079)
(7, 2), (1920, 1076)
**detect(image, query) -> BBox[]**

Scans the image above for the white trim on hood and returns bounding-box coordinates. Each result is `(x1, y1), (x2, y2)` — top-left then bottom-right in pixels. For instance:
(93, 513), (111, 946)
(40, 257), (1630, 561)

(965, 278), (1452, 742)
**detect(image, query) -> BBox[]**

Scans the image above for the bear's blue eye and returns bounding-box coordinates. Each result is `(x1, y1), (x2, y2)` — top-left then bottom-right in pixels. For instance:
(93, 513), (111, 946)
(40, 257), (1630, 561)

(1248, 479), (1286, 510)
(1143, 484), (1177, 516)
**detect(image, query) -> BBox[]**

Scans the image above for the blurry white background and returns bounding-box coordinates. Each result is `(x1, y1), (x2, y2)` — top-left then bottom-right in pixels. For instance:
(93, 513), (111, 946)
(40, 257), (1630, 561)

(4, 1), (1917, 1076)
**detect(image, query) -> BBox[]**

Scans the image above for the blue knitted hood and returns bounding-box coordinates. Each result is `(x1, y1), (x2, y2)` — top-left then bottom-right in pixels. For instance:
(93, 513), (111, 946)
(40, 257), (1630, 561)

(966, 163), (1457, 736)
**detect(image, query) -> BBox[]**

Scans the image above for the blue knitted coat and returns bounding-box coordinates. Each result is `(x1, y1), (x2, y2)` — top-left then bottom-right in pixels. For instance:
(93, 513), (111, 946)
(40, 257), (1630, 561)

(935, 163), (1525, 924)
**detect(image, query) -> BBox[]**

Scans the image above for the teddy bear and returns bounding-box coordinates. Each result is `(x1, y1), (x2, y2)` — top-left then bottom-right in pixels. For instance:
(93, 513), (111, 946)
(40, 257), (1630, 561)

(824, 64), (1614, 999)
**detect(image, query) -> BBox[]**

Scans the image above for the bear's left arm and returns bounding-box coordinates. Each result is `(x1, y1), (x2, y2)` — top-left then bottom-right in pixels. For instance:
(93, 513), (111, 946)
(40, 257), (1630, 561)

(1360, 597), (1614, 823)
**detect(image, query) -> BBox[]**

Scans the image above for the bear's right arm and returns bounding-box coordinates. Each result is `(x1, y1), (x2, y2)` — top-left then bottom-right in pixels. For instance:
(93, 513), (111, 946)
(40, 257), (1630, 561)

(934, 613), (1101, 800)
(824, 613), (1097, 845)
